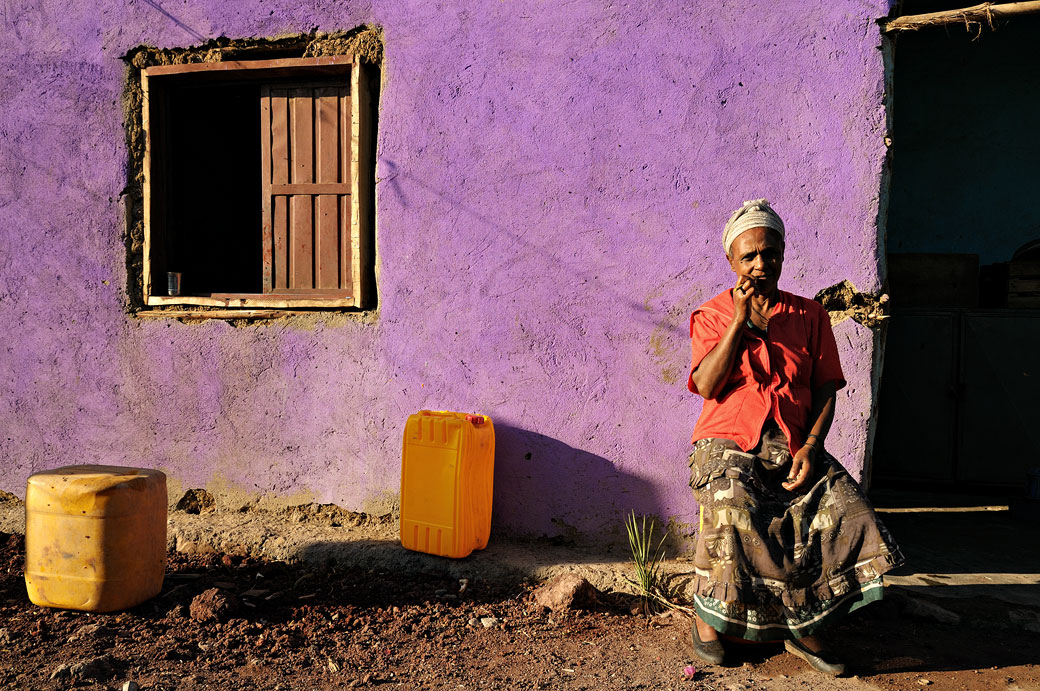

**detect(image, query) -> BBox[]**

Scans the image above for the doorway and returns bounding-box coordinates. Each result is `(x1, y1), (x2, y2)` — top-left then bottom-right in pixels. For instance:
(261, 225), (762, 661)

(872, 6), (1040, 490)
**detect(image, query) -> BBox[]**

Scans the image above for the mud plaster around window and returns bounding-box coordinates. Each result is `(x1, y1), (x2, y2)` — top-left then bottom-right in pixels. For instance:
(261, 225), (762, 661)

(121, 27), (383, 327)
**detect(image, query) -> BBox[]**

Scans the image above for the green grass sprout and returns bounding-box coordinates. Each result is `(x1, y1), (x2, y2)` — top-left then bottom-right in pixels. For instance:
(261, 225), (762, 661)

(624, 511), (696, 617)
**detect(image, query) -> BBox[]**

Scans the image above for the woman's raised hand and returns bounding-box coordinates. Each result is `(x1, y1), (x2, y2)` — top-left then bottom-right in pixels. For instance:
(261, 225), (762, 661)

(732, 277), (755, 323)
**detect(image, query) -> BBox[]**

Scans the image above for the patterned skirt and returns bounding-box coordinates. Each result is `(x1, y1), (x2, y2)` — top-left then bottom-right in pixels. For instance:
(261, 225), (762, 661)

(688, 424), (904, 641)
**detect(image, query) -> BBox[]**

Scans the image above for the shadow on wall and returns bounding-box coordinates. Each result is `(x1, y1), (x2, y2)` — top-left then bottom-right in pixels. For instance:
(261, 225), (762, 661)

(290, 425), (684, 572)
(491, 422), (668, 549)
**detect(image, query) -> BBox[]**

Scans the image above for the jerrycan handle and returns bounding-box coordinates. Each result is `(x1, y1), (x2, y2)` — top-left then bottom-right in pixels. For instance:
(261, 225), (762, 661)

(465, 414), (485, 425)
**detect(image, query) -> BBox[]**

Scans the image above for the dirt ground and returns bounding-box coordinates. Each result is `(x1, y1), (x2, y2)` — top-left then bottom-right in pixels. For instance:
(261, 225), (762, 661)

(2, 505), (1040, 691)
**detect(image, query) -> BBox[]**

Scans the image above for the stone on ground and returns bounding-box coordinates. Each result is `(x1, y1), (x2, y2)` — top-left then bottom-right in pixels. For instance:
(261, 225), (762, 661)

(189, 587), (240, 622)
(175, 489), (215, 514)
(69, 654), (114, 679)
(532, 573), (602, 612)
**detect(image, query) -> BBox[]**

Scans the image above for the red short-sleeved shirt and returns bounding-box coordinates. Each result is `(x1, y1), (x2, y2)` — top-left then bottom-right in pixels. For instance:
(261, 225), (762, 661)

(687, 288), (846, 453)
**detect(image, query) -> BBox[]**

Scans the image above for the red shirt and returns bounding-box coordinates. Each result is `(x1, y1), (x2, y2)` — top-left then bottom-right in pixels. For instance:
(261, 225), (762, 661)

(687, 289), (846, 453)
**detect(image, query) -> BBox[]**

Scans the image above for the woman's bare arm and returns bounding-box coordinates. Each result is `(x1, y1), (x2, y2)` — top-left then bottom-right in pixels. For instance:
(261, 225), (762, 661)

(690, 316), (744, 399)
(783, 381), (838, 490)
(690, 279), (755, 399)
(805, 381), (837, 449)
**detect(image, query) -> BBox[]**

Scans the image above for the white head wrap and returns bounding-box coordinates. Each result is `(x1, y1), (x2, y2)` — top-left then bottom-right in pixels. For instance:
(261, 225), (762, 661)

(722, 199), (785, 256)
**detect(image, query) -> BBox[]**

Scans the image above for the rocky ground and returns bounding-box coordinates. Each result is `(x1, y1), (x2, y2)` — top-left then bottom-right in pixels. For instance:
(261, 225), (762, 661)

(2, 524), (1040, 691)
(2, 489), (1039, 690)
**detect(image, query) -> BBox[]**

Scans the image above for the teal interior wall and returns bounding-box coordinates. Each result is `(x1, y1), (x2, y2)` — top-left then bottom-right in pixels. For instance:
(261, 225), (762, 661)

(887, 16), (1040, 265)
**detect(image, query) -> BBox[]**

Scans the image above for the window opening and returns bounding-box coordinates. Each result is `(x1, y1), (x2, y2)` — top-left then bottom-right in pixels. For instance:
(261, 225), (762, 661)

(139, 55), (376, 311)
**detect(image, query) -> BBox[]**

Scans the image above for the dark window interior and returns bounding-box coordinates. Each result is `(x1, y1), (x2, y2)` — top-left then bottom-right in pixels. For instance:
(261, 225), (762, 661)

(164, 83), (263, 295)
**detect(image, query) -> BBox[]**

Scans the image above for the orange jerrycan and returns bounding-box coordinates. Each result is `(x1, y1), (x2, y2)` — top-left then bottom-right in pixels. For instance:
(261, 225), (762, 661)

(400, 410), (494, 558)
(25, 465), (167, 612)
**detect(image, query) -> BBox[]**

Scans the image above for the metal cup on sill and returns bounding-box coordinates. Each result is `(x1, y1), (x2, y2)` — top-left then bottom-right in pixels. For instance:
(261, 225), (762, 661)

(167, 272), (182, 296)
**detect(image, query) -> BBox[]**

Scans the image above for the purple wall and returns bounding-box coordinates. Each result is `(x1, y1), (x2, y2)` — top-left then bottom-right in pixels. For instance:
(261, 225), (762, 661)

(0, 1), (893, 542)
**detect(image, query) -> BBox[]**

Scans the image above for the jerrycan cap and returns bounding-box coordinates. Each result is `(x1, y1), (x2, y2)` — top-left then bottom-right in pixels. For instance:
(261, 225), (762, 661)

(465, 414), (485, 425)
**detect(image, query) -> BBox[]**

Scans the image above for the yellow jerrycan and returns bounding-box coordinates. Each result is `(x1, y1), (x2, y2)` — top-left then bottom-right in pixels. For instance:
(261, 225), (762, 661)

(25, 465), (167, 612)
(400, 410), (494, 558)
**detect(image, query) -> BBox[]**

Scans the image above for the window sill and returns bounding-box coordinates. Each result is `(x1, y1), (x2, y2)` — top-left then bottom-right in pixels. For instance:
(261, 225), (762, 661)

(136, 309), (310, 320)
(145, 294), (357, 309)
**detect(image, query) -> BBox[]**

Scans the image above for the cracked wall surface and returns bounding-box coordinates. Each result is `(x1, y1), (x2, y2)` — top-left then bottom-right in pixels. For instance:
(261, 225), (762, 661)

(0, 1), (892, 545)
(816, 280), (890, 328)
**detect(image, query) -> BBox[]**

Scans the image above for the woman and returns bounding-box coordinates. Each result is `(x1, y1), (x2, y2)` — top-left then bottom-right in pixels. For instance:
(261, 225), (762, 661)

(685, 199), (903, 676)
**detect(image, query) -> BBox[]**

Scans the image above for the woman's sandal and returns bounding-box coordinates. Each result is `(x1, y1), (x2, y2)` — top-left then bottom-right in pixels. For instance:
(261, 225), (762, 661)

(689, 622), (725, 665)
(784, 638), (846, 677)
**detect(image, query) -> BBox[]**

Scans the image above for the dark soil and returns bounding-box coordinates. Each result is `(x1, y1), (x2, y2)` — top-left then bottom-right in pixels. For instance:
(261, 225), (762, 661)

(2, 532), (1038, 690)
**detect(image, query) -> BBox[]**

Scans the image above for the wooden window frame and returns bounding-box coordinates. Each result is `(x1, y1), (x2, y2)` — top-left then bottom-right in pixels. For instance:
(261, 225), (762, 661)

(140, 56), (375, 310)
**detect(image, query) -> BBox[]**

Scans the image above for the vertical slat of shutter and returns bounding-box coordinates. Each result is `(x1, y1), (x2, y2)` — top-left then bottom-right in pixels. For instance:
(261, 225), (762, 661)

(270, 90), (290, 290)
(315, 198), (338, 288)
(339, 88), (352, 291)
(273, 196), (288, 289)
(260, 87), (273, 293)
(290, 89), (314, 288)
(315, 88), (340, 289)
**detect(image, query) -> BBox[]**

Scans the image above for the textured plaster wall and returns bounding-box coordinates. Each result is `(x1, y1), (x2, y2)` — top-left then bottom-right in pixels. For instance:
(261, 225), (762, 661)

(0, 1), (892, 544)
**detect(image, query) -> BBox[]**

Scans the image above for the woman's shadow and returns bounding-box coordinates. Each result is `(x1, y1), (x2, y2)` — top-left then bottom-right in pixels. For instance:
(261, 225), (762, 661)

(491, 421), (677, 559)
(295, 422), (683, 574)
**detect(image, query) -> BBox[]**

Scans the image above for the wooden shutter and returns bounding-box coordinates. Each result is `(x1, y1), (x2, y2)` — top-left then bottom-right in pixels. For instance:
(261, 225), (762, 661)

(261, 84), (352, 296)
